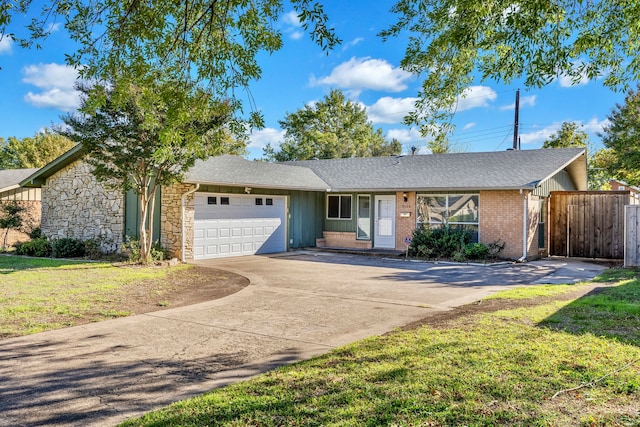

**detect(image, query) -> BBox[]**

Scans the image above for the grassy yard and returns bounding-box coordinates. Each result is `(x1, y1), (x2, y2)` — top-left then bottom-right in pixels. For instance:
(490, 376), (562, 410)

(0, 255), (192, 337)
(121, 269), (640, 427)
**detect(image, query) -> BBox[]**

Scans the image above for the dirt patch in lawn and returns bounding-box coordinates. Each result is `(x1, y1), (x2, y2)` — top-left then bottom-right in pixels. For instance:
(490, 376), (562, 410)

(399, 282), (611, 331)
(112, 265), (249, 314)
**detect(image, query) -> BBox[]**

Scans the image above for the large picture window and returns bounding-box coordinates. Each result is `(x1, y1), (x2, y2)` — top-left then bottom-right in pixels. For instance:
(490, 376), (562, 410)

(327, 195), (352, 219)
(417, 194), (479, 242)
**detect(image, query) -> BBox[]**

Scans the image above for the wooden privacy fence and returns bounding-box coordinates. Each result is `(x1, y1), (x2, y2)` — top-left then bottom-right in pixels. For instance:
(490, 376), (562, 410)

(625, 205), (640, 267)
(549, 191), (633, 259)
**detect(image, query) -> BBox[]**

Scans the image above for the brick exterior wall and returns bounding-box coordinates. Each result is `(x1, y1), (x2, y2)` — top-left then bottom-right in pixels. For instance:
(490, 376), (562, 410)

(41, 160), (123, 252)
(322, 231), (372, 249)
(395, 191), (416, 250)
(0, 200), (41, 247)
(161, 183), (196, 260)
(479, 190), (542, 260)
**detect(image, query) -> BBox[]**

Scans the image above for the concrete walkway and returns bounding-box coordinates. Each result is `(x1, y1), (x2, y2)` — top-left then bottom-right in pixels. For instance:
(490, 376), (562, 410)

(0, 254), (605, 426)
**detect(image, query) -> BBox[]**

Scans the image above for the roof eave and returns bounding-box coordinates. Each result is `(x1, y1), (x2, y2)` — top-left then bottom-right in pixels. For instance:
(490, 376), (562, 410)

(326, 185), (539, 193)
(182, 179), (329, 192)
(19, 144), (84, 188)
(537, 148), (588, 190)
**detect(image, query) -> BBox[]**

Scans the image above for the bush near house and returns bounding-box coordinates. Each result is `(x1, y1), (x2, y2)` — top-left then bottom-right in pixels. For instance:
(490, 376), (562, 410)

(409, 226), (487, 261)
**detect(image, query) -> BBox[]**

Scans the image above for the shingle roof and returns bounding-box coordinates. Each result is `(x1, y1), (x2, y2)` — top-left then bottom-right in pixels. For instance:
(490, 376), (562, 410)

(0, 168), (39, 192)
(286, 148), (587, 191)
(184, 154), (330, 190)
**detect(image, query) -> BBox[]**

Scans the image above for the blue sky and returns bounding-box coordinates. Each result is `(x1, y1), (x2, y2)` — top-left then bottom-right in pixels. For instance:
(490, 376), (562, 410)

(0, 1), (626, 160)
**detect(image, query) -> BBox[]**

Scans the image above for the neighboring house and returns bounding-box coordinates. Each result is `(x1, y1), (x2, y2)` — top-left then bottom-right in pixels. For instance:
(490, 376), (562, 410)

(0, 168), (41, 246)
(609, 179), (640, 202)
(21, 146), (587, 261)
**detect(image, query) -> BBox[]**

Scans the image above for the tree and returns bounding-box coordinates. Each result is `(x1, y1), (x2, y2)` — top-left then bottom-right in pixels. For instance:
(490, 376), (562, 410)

(588, 148), (617, 190)
(61, 78), (244, 263)
(0, 201), (24, 250)
(264, 89), (402, 161)
(600, 85), (640, 186)
(380, 1), (640, 139)
(542, 122), (589, 149)
(0, 130), (75, 169)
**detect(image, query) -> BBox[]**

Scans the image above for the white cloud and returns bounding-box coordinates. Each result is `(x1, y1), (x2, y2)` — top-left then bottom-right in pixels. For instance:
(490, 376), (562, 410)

(519, 125), (557, 145)
(0, 34), (12, 54)
(557, 62), (591, 87)
(366, 96), (417, 124)
(582, 117), (610, 134)
(311, 57), (413, 95)
(282, 10), (303, 41)
(463, 122), (476, 130)
(22, 63), (81, 111)
(454, 86), (497, 112)
(520, 117), (610, 146)
(386, 127), (423, 145)
(45, 22), (61, 33)
(290, 30), (304, 40)
(499, 94), (537, 111)
(248, 127), (286, 150)
(282, 11), (301, 27)
(342, 37), (364, 51)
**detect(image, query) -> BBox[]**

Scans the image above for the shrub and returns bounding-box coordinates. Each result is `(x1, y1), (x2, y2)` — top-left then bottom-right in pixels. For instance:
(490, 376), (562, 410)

(408, 226), (474, 259)
(28, 227), (43, 239)
(464, 243), (490, 260)
(122, 236), (167, 263)
(51, 238), (86, 258)
(15, 238), (52, 257)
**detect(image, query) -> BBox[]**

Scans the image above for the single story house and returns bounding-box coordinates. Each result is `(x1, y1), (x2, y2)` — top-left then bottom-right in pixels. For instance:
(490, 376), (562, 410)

(609, 179), (640, 202)
(0, 168), (41, 246)
(20, 146), (587, 260)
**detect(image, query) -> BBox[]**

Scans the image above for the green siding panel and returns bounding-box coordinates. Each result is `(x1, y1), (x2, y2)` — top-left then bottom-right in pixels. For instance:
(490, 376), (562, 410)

(533, 170), (577, 197)
(124, 188), (161, 242)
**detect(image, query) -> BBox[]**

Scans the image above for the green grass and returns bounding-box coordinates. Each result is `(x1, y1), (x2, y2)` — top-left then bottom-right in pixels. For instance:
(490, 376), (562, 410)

(0, 255), (189, 337)
(121, 270), (640, 427)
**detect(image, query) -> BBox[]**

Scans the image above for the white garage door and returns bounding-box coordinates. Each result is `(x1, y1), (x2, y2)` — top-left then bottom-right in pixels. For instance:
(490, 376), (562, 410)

(193, 193), (287, 259)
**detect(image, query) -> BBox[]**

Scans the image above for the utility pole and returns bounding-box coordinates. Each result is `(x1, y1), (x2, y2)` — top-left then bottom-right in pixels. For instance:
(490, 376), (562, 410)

(513, 88), (520, 150)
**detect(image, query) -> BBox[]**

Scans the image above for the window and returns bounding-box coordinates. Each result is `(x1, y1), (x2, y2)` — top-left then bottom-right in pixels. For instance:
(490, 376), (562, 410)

(220, 197), (230, 205)
(327, 195), (352, 219)
(265, 198), (273, 206)
(357, 195), (371, 239)
(207, 196), (217, 205)
(417, 194), (479, 242)
(255, 198), (263, 205)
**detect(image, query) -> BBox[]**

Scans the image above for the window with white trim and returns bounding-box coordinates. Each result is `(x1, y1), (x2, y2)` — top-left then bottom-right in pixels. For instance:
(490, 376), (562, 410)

(327, 195), (352, 219)
(417, 194), (479, 242)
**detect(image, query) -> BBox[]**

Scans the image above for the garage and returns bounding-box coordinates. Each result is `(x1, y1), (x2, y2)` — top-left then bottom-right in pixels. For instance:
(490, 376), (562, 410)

(193, 193), (287, 259)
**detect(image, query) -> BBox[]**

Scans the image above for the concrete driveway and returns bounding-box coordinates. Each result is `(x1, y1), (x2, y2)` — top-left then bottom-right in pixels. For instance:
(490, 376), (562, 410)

(0, 253), (605, 426)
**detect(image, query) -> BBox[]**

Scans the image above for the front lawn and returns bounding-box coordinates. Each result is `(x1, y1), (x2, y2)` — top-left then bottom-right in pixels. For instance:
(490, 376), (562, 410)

(0, 255), (246, 338)
(121, 269), (640, 427)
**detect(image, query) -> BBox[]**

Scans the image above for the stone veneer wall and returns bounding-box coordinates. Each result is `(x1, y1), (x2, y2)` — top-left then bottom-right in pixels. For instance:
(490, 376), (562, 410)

(41, 160), (123, 252)
(161, 183), (196, 260)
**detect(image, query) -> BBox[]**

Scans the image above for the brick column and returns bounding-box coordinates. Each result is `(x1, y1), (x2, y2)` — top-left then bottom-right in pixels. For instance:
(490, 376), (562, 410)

(395, 191), (416, 250)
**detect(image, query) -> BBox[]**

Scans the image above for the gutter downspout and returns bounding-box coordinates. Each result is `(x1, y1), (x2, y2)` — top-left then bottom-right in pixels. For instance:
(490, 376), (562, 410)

(519, 189), (528, 262)
(181, 183), (200, 263)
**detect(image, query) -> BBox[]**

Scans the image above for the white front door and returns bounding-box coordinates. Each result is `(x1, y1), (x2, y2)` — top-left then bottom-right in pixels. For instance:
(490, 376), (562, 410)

(374, 195), (396, 248)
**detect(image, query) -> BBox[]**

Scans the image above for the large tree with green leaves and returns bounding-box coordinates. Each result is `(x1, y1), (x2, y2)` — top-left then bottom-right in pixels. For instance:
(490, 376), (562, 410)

(381, 1), (640, 140)
(2, 1), (339, 127)
(61, 77), (244, 263)
(264, 89), (402, 161)
(542, 122), (590, 149)
(600, 85), (640, 186)
(0, 130), (75, 169)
